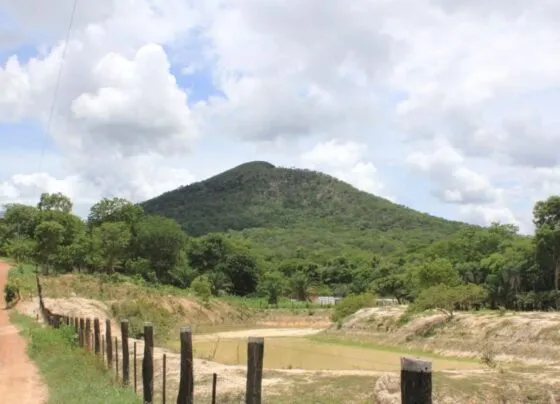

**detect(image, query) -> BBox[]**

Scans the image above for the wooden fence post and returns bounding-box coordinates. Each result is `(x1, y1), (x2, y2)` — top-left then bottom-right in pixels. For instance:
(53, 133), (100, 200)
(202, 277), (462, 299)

(79, 318), (85, 347)
(106, 319), (113, 367)
(121, 320), (130, 385)
(211, 373), (217, 404)
(74, 317), (79, 333)
(134, 341), (137, 393)
(400, 357), (432, 404)
(162, 353), (167, 404)
(115, 337), (119, 379)
(102, 335), (105, 361)
(246, 337), (264, 404)
(177, 326), (193, 404)
(85, 318), (92, 350)
(94, 318), (101, 355)
(142, 322), (154, 404)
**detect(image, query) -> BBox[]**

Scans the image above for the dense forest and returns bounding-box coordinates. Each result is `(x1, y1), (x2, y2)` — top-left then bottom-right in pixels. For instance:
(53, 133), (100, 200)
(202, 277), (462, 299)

(1, 161), (560, 312)
(142, 161), (473, 263)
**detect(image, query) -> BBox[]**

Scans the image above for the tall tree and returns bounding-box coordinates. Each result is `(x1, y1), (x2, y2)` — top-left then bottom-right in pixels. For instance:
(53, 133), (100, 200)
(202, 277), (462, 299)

(92, 222), (131, 273)
(134, 215), (186, 282)
(87, 197), (144, 230)
(533, 196), (560, 290)
(37, 192), (73, 213)
(34, 221), (65, 274)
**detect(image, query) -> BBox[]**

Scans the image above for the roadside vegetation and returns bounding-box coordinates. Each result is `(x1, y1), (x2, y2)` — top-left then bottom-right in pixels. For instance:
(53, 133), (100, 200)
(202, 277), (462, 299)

(12, 312), (140, 404)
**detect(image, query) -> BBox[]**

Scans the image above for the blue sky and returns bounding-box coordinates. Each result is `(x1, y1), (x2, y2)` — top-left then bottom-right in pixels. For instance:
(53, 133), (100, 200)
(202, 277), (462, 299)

(2, 0), (559, 234)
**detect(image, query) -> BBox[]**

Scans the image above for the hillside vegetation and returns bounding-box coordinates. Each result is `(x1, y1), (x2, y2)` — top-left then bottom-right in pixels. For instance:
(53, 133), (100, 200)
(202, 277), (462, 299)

(2, 162), (560, 314)
(142, 161), (471, 261)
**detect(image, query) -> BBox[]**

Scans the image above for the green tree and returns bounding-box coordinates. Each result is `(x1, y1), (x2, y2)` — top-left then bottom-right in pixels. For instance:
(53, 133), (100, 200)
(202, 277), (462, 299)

(2, 203), (40, 239)
(37, 192), (73, 213)
(87, 197), (144, 230)
(259, 271), (286, 305)
(34, 221), (65, 274)
(416, 258), (461, 289)
(409, 284), (487, 318)
(533, 196), (560, 290)
(5, 236), (36, 264)
(92, 222), (131, 273)
(222, 253), (259, 296)
(134, 215), (186, 282)
(186, 234), (229, 274)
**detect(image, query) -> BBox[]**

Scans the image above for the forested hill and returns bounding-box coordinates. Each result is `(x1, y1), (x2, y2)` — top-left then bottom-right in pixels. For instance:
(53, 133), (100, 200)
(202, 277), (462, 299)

(141, 161), (472, 240)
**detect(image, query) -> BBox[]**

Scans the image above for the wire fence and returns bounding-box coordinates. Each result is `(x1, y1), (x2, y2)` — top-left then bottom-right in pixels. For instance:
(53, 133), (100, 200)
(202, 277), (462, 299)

(35, 274), (432, 403)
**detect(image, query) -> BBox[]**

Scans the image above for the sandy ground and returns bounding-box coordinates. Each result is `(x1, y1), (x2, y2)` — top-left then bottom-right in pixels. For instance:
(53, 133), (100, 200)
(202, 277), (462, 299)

(0, 262), (47, 404)
(193, 327), (324, 340)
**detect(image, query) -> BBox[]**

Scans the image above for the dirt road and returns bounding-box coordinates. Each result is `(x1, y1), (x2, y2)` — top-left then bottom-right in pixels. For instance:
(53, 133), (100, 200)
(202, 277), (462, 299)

(0, 261), (47, 404)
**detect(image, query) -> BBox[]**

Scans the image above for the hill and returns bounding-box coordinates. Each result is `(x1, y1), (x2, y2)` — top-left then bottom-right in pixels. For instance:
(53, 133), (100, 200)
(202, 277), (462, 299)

(141, 161), (474, 261)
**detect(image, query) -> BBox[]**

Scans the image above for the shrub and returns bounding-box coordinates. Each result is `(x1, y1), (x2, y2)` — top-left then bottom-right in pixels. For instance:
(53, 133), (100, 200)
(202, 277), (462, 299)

(4, 282), (20, 307)
(408, 283), (487, 319)
(331, 292), (376, 323)
(110, 299), (175, 340)
(191, 275), (212, 304)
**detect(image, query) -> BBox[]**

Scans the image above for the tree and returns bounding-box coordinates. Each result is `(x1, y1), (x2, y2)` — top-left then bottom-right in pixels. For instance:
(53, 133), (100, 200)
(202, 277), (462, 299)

(37, 192), (73, 213)
(134, 215), (186, 282)
(409, 284), (487, 318)
(416, 258), (461, 289)
(5, 236), (36, 264)
(186, 234), (229, 274)
(87, 197), (144, 229)
(2, 203), (40, 239)
(533, 196), (560, 290)
(259, 271), (286, 305)
(34, 221), (65, 274)
(372, 271), (410, 303)
(222, 253), (259, 296)
(92, 222), (131, 273)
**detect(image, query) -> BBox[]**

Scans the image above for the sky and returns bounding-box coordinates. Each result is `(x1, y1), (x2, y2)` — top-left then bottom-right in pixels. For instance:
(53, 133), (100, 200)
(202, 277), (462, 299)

(1, 0), (559, 233)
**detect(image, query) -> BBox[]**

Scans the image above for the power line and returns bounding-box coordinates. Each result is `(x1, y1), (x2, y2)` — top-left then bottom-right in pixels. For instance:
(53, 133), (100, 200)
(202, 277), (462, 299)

(34, 0), (79, 201)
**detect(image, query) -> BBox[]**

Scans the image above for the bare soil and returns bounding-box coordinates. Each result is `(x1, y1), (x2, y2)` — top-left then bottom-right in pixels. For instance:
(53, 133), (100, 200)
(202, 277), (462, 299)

(0, 261), (47, 404)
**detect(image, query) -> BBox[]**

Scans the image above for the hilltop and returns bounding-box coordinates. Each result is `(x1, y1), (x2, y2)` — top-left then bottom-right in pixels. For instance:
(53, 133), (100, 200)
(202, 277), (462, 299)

(141, 161), (473, 260)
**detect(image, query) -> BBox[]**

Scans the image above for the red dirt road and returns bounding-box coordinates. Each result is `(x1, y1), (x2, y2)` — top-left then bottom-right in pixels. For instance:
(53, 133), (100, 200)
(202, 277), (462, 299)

(0, 261), (47, 404)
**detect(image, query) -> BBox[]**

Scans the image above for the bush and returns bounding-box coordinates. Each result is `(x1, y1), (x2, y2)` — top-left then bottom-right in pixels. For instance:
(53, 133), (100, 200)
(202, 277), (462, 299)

(4, 282), (19, 307)
(110, 299), (175, 340)
(191, 275), (212, 304)
(331, 292), (376, 323)
(408, 283), (487, 318)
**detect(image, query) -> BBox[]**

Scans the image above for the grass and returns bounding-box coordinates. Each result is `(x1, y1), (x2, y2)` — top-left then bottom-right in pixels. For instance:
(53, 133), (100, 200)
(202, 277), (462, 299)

(308, 333), (480, 364)
(8, 264), (255, 343)
(264, 374), (375, 404)
(183, 336), (482, 371)
(12, 312), (141, 404)
(219, 295), (331, 310)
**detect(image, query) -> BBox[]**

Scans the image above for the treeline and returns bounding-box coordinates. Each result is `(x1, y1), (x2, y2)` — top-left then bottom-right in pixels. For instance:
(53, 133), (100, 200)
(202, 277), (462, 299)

(2, 192), (560, 311)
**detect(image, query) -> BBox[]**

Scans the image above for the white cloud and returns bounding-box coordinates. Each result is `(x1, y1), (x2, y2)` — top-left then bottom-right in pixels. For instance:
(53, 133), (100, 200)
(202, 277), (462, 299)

(1, 0), (560, 231)
(407, 142), (500, 205)
(301, 139), (393, 200)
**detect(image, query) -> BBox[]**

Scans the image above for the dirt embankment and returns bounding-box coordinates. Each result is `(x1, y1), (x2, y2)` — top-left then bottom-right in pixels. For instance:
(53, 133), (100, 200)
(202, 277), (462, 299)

(336, 305), (560, 363)
(0, 262), (48, 404)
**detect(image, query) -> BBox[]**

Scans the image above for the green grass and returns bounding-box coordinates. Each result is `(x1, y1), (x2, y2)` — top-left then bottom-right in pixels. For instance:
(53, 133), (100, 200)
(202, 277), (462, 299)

(308, 333), (480, 364)
(221, 295), (330, 310)
(12, 313), (141, 404)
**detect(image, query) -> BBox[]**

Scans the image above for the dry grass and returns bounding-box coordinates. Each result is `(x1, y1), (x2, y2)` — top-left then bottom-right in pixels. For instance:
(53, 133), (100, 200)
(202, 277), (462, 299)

(184, 336), (482, 372)
(338, 306), (560, 364)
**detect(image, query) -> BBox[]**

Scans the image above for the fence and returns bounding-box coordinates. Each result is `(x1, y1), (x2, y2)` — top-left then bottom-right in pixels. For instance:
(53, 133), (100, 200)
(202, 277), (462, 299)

(35, 274), (432, 403)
